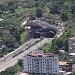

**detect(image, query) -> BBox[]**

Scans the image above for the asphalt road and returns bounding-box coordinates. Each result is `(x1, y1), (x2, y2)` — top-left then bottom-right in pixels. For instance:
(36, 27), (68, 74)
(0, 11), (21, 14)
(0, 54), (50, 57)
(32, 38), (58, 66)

(0, 22), (64, 72)
(0, 39), (40, 62)
(0, 38), (52, 72)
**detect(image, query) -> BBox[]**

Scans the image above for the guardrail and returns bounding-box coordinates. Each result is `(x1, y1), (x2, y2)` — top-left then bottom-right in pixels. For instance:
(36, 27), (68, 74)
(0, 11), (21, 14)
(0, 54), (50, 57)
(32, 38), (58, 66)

(0, 39), (40, 62)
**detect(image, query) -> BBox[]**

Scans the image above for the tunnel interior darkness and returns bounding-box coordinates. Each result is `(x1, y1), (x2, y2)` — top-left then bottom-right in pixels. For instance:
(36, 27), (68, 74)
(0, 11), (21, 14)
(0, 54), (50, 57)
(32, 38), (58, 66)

(31, 32), (55, 38)
(25, 20), (58, 41)
(45, 31), (55, 38)
(29, 26), (57, 38)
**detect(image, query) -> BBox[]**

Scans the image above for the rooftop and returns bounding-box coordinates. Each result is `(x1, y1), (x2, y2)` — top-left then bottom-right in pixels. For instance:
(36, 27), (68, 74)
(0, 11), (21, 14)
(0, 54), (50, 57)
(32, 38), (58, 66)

(27, 53), (57, 57)
(27, 20), (57, 30)
(59, 50), (65, 53)
(69, 53), (75, 56)
(0, 27), (3, 29)
(19, 73), (29, 75)
(27, 54), (46, 57)
(0, 18), (4, 21)
(69, 36), (75, 40)
(59, 61), (70, 66)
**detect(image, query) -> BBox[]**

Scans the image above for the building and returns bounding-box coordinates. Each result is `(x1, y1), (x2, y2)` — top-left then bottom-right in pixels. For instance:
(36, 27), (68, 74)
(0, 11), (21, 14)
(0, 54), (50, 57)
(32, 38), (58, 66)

(15, 72), (29, 75)
(69, 37), (75, 53)
(0, 27), (3, 31)
(72, 64), (75, 72)
(0, 27), (10, 34)
(69, 53), (75, 61)
(0, 18), (4, 21)
(19, 73), (29, 75)
(0, 40), (6, 51)
(23, 53), (59, 75)
(59, 71), (66, 75)
(58, 50), (66, 55)
(59, 71), (72, 75)
(3, 28), (10, 34)
(59, 61), (72, 72)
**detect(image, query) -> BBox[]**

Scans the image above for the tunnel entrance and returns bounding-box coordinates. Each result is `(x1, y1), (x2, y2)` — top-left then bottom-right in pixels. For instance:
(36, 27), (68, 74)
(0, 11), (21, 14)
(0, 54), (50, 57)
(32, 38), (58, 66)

(28, 29), (56, 38)
(46, 31), (55, 38)
(32, 32), (41, 38)
(25, 19), (58, 40)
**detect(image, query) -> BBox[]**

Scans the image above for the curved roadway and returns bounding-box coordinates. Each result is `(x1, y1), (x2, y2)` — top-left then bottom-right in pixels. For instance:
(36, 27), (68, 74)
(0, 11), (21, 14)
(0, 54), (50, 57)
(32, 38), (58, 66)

(0, 21), (64, 72)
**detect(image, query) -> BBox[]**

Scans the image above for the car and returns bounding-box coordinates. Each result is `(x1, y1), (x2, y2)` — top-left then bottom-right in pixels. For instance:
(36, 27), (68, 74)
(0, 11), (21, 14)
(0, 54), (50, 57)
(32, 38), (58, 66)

(2, 57), (5, 61)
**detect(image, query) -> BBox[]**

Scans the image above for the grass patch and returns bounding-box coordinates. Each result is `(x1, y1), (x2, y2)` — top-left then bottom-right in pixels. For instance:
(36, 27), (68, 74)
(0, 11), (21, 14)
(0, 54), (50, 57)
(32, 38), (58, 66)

(20, 32), (27, 44)
(42, 43), (50, 52)
(42, 39), (52, 53)
(15, 8), (30, 14)
(9, 64), (22, 72)
(0, 64), (22, 75)
(15, 7), (36, 14)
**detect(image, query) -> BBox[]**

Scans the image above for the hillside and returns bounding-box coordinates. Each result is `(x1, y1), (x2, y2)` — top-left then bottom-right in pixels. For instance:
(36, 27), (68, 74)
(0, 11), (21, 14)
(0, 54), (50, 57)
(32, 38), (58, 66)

(0, 0), (75, 59)
(0, 0), (75, 74)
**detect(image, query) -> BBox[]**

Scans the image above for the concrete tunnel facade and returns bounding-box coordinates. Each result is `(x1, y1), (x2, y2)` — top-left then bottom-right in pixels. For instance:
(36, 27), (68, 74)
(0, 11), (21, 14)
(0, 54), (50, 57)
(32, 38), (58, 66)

(25, 20), (58, 40)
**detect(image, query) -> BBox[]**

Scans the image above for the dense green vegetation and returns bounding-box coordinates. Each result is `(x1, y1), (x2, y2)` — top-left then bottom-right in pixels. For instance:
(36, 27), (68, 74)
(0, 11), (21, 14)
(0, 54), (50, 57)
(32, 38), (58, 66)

(0, 0), (75, 74)
(0, 1), (36, 57)
(42, 43), (51, 53)
(42, 35), (69, 54)
(0, 59), (23, 75)
(20, 32), (27, 44)
(72, 72), (75, 75)
(0, 0), (75, 56)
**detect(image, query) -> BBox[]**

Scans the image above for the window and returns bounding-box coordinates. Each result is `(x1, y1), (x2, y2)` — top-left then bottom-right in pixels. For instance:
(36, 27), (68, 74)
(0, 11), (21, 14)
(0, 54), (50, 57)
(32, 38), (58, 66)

(30, 64), (31, 66)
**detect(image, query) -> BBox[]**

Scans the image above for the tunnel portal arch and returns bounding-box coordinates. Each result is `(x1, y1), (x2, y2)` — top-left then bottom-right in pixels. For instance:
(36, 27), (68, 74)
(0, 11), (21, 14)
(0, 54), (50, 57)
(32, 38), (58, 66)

(25, 20), (58, 39)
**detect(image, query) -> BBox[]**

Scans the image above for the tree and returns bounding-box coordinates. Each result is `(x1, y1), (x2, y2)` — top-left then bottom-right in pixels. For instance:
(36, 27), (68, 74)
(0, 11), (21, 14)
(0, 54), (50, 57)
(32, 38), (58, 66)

(0, 4), (8, 11)
(61, 13), (68, 21)
(10, 26), (21, 43)
(51, 45), (59, 53)
(70, 6), (75, 14)
(0, 10), (3, 14)
(52, 37), (63, 48)
(50, 4), (61, 14)
(72, 72), (75, 75)
(66, 29), (73, 38)
(51, 36), (67, 52)
(36, 7), (43, 18)
(1, 34), (16, 48)
(18, 59), (23, 67)
(35, 1), (39, 7)
(8, 1), (16, 13)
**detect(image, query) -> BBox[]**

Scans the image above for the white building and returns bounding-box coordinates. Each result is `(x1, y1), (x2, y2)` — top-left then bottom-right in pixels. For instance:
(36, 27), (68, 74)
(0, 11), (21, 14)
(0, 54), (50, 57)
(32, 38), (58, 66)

(69, 37), (75, 53)
(69, 53), (75, 61)
(16, 72), (29, 75)
(23, 53), (59, 75)
(72, 64), (75, 72)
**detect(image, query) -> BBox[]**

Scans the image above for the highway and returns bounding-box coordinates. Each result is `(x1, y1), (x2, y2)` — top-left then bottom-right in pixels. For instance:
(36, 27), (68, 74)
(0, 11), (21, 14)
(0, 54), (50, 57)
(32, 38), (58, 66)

(0, 38), (52, 72)
(0, 21), (64, 72)
(0, 39), (40, 62)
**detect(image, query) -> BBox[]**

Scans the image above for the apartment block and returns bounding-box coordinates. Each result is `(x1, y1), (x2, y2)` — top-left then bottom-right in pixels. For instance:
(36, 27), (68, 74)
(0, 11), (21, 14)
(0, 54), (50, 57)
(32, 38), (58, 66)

(69, 37), (75, 53)
(23, 53), (59, 75)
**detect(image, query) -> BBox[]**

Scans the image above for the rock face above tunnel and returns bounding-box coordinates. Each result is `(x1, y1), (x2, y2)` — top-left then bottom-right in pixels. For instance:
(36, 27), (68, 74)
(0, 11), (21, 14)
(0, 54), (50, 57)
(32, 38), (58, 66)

(25, 19), (59, 40)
